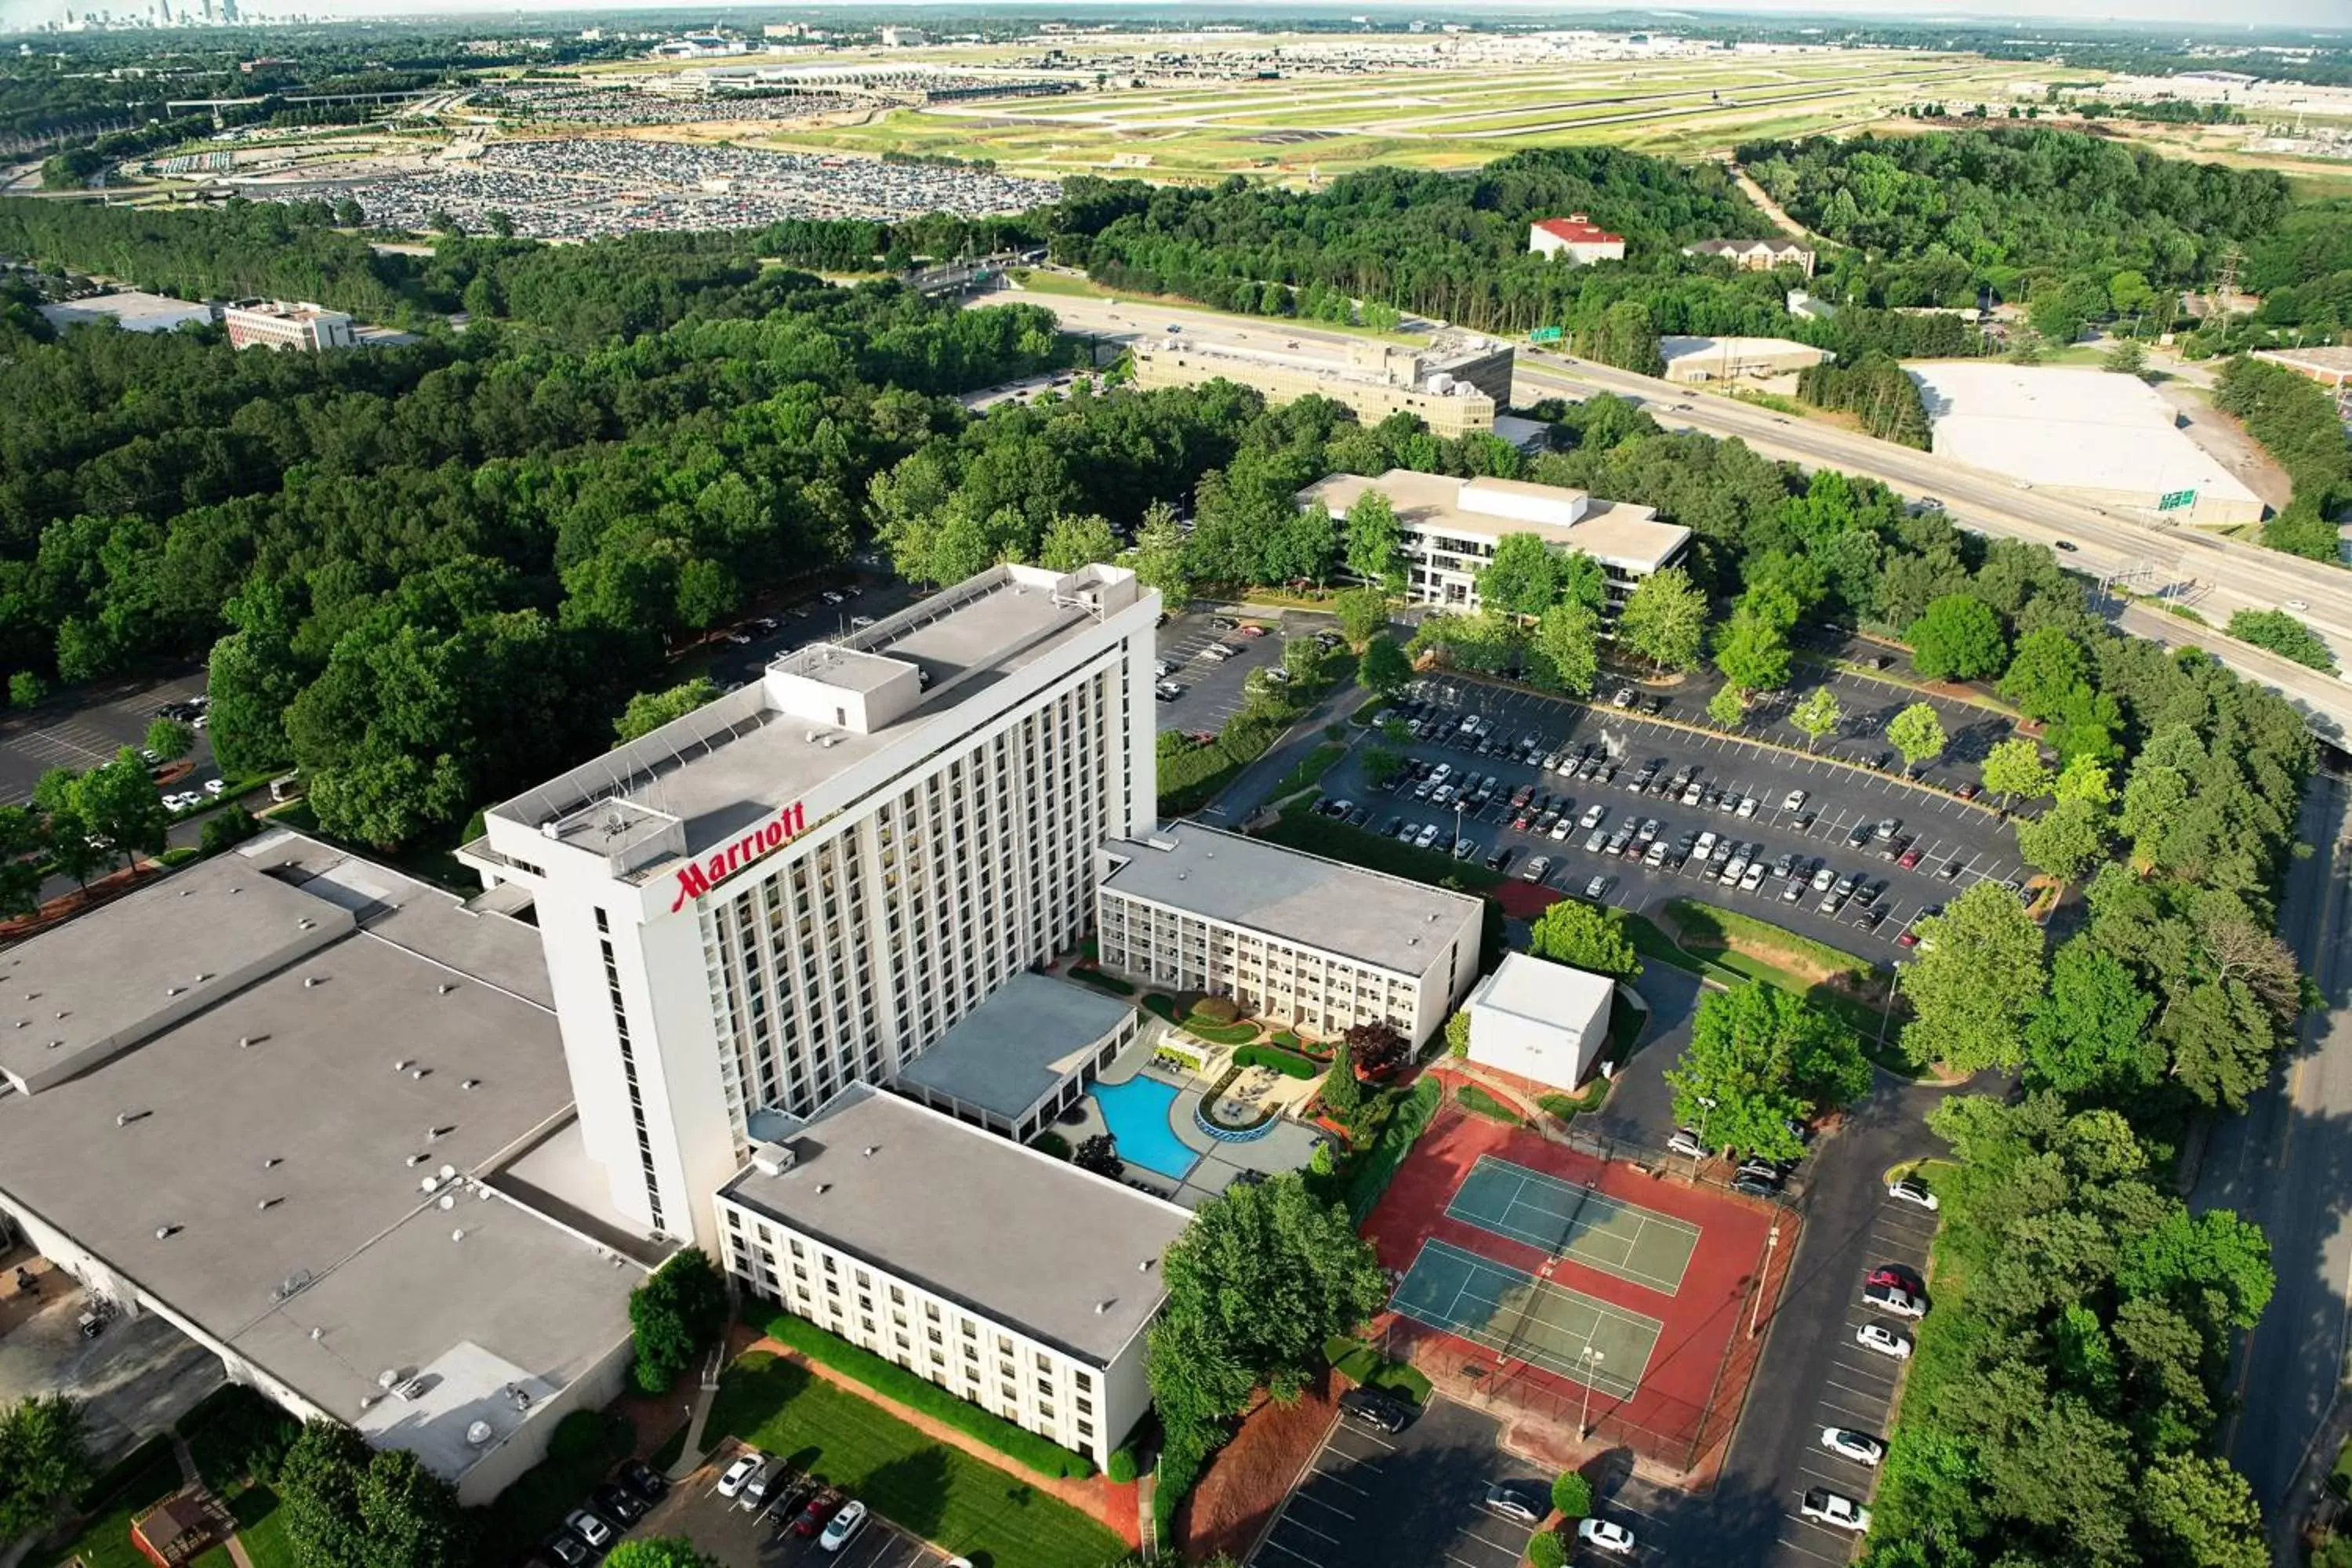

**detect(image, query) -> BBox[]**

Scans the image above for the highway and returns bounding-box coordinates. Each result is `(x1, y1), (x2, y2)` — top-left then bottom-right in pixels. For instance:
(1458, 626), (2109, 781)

(1004, 286), (2352, 740)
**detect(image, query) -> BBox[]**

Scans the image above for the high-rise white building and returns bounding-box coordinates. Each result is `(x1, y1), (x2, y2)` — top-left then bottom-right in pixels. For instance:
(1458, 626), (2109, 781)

(463, 564), (1160, 1250)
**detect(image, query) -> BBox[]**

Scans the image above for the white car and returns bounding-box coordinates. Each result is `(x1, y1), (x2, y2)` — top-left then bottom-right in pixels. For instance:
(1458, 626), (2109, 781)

(1783, 789), (1807, 811)
(1888, 1174), (1940, 1210)
(564, 1510), (613, 1550)
(1820, 1427), (1886, 1467)
(1736, 795), (1758, 818)
(1668, 1127), (1707, 1159)
(1578, 1518), (1637, 1555)
(1856, 1322), (1913, 1359)
(1586, 874), (1610, 899)
(819, 1500), (869, 1552)
(1580, 804), (1606, 830)
(1800, 1488), (1872, 1533)
(1864, 1282), (1927, 1318)
(204, 779), (225, 796)
(717, 1453), (762, 1497)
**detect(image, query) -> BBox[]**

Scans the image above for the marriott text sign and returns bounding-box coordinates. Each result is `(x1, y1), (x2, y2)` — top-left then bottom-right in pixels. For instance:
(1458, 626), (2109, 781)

(670, 801), (808, 912)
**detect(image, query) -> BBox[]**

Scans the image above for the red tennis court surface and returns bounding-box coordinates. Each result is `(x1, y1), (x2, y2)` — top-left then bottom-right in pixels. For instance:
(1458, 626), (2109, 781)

(1359, 1081), (1795, 1481)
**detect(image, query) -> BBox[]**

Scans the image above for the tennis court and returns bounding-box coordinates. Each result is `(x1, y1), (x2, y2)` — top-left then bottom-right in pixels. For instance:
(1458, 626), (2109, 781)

(1446, 1154), (1702, 1294)
(1388, 1238), (1661, 1399)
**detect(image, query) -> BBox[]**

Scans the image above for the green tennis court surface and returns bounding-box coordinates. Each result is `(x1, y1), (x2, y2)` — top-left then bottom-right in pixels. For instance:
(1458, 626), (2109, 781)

(1446, 1155), (1702, 1294)
(1389, 1239), (1661, 1397)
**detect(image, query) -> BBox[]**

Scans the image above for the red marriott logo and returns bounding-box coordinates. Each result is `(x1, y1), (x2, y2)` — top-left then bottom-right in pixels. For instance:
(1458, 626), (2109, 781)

(669, 801), (808, 912)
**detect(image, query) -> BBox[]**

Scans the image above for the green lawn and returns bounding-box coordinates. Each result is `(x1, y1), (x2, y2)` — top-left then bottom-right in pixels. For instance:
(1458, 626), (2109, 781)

(707, 1352), (1127, 1568)
(1455, 1083), (1523, 1124)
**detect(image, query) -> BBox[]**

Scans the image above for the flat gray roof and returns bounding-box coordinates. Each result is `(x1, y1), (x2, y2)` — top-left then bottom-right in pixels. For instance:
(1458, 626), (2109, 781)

(0, 834), (639, 1466)
(490, 565), (1137, 871)
(1100, 824), (1483, 976)
(892, 972), (1134, 1122)
(723, 1083), (1190, 1365)
(1296, 470), (1688, 575)
(1473, 952), (1613, 1029)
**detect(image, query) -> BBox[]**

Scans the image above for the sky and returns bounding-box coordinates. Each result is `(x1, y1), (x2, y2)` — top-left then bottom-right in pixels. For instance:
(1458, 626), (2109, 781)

(2, 0), (2342, 34)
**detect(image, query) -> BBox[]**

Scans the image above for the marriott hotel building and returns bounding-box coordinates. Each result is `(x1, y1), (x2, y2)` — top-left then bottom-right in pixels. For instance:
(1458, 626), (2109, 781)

(461, 564), (1160, 1250)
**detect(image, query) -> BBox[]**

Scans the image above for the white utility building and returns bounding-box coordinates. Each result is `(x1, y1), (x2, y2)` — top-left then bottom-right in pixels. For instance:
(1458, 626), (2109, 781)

(1904, 361), (2266, 527)
(462, 563), (1160, 1250)
(1465, 952), (1614, 1090)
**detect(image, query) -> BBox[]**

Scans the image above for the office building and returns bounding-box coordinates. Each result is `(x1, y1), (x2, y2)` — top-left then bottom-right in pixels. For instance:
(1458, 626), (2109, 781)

(2253, 345), (2352, 390)
(461, 564), (1160, 1249)
(1528, 215), (1625, 265)
(1465, 953), (1613, 1091)
(716, 1083), (1189, 1467)
(1658, 335), (1831, 386)
(1294, 468), (1691, 618)
(223, 300), (356, 352)
(1682, 238), (1816, 276)
(36, 290), (212, 335)
(1130, 336), (1514, 439)
(1094, 824), (1483, 1045)
(0, 836), (643, 1504)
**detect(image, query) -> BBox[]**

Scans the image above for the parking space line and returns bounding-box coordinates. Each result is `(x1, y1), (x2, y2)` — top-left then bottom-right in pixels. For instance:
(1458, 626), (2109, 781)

(1257, 1534), (1326, 1566)
(1308, 1465), (1373, 1496)
(1290, 1490), (1357, 1520)
(1276, 1513), (1343, 1544)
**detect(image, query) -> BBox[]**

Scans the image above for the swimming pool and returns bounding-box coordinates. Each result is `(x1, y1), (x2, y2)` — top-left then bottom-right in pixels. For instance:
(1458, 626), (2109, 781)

(1090, 1076), (1202, 1181)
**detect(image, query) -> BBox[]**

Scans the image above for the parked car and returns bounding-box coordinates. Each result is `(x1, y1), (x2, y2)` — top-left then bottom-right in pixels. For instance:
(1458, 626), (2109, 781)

(1820, 1428), (1886, 1467)
(717, 1453), (762, 1498)
(1338, 1387), (1413, 1434)
(1782, 788), (1807, 811)
(792, 1488), (844, 1536)
(1578, 1518), (1638, 1555)
(591, 1483), (647, 1525)
(1888, 1174), (1940, 1210)
(1586, 874), (1611, 899)
(1864, 1281), (1928, 1318)
(1483, 1479), (1551, 1525)
(1521, 855), (1552, 883)
(545, 1534), (590, 1567)
(1856, 1322), (1914, 1359)
(1668, 1127), (1707, 1159)
(1800, 1488), (1873, 1533)
(1868, 1265), (1925, 1295)
(564, 1510), (613, 1551)
(616, 1460), (669, 1503)
(819, 1501), (869, 1552)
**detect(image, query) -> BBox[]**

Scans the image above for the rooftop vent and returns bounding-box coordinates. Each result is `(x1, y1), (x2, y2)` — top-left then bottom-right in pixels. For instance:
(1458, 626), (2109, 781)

(437, 983), (455, 996)
(862, 1145), (878, 1158)
(263, 1156), (281, 1169)
(461, 1079), (481, 1091)
(154, 1224), (179, 1240)
(256, 1196), (281, 1213)
(438, 1194), (456, 1211)
(420, 1176), (440, 1194)
(439, 1164), (456, 1180)
(450, 1229), (466, 1243)
(116, 1109), (150, 1127)
(814, 1182), (831, 1196)
(750, 1142), (796, 1177)
(465, 1421), (495, 1448)
(392, 1058), (412, 1073)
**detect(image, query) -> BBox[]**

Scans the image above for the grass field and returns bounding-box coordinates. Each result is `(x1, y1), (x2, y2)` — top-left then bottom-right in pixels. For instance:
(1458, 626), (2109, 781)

(708, 1351), (1127, 1568)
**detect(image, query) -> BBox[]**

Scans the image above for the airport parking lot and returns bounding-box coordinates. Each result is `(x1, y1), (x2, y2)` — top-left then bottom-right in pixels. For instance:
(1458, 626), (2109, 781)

(1319, 675), (2030, 957)
(633, 1440), (946, 1568)
(1153, 608), (1294, 735)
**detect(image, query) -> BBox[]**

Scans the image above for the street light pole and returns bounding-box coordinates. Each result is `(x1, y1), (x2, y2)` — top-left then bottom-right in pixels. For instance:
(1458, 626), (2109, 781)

(1577, 1346), (1605, 1441)
(1750, 1225), (1780, 1338)
(1875, 964), (1901, 1059)
(1454, 798), (1465, 857)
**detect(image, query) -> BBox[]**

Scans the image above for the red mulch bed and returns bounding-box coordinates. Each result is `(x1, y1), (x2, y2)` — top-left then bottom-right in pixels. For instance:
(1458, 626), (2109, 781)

(1176, 1369), (1339, 1565)
(1488, 880), (1564, 921)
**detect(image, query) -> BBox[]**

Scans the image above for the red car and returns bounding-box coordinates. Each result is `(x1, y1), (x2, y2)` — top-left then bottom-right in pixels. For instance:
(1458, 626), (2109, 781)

(1236, 624), (1268, 638)
(1955, 782), (1980, 801)
(1897, 847), (1923, 869)
(792, 1488), (844, 1537)
(1867, 1264), (1923, 1294)
(1897, 928), (1920, 948)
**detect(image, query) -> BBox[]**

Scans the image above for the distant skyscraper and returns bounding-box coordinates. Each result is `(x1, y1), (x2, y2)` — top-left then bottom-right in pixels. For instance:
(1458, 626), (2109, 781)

(220, 0), (236, 21)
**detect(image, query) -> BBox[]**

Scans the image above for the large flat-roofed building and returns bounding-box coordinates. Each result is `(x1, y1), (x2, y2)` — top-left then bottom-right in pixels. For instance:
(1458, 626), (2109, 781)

(0, 836), (642, 1505)
(1528, 215), (1626, 265)
(891, 971), (1138, 1143)
(462, 564), (1160, 1249)
(1465, 953), (1613, 1091)
(223, 299), (355, 351)
(716, 1083), (1189, 1467)
(2253, 345), (2352, 390)
(1905, 362), (2267, 527)
(1094, 825), (1483, 1045)
(1682, 238), (1816, 276)
(1131, 335), (1514, 438)
(38, 290), (213, 335)
(1659, 335), (1831, 386)
(1294, 468), (1691, 617)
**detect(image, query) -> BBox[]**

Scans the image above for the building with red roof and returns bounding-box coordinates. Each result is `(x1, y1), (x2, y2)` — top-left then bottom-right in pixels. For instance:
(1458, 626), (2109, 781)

(1527, 213), (1626, 264)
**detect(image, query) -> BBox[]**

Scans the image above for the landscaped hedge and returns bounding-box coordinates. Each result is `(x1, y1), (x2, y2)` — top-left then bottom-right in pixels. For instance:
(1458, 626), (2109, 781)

(1108, 1446), (1138, 1484)
(1345, 1076), (1442, 1225)
(1030, 1130), (1073, 1160)
(1233, 1044), (1318, 1079)
(179, 1383), (298, 1491)
(762, 1311), (1096, 1479)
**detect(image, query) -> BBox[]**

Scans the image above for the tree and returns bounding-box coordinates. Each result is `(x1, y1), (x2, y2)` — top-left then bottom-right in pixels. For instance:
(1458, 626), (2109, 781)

(1530, 601), (1600, 696)
(608, 1541), (724, 1568)
(615, 677), (722, 743)
(0, 807), (44, 921)
(354, 1447), (470, 1568)
(2102, 338), (2148, 376)
(6, 673), (45, 708)
(74, 749), (167, 874)
(1360, 745), (1405, 791)
(1616, 566), (1707, 672)
(1789, 685), (1842, 751)
(1344, 489), (1405, 592)
(1668, 985), (1869, 1160)
(1075, 1134), (1125, 1180)
(2137, 1453), (2268, 1568)
(1528, 1531), (1569, 1568)
(1333, 586), (1389, 647)
(1898, 881), (2048, 1073)
(1357, 635), (1412, 698)
(1706, 686), (1748, 728)
(1476, 534), (1566, 619)
(1039, 513), (1121, 572)
(2226, 608), (2337, 673)
(1886, 702), (1947, 775)
(1130, 502), (1195, 606)
(0, 1395), (92, 1541)
(1982, 735), (2053, 807)
(277, 1418), (464, 1568)
(1345, 1021), (1409, 1077)
(143, 717), (194, 761)
(1319, 1044), (1363, 1121)
(1445, 1010), (1472, 1058)
(2024, 939), (2161, 1101)
(43, 810), (105, 893)
(1907, 594), (2009, 681)
(627, 1248), (730, 1395)
(1146, 1172), (1388, 1473)
(1552, 1472), (1593, 1520)
(2000, 626), (2089, 720)
(1527, 899), (1641, 980)
(1711, 608), (1791, 694)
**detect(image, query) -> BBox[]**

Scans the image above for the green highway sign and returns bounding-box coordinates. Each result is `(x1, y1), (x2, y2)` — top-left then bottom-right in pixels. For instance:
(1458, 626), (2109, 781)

(1529, 326), (1564, 344)
(2158, 488), (2197, 510)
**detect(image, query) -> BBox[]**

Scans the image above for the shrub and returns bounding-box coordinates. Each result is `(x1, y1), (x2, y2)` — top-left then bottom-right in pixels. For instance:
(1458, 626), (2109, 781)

(1345, 1075), (1441, 1224)
(74, 1433), (172, 1512)
(1233, 1043), (1318, 1079)
(199, 806), (261, 855)
(547, 1408), (606, 1464)
(1030, 1130), (1072, 1160)
(1553, 1471), (1593, 1519)
(180, 1384), (298, 1491)
(1530, 1528), (1570, 1568)
(1192, 995), (1241, 1025)
(762, 1312), (1095, 1479)
(1108, 1446), (1138, 1484)
(629, 1247), (729, 1394)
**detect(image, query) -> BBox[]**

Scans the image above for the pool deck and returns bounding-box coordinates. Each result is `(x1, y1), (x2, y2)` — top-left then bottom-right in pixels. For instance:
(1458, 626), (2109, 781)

(1056, 1019), (1327, 1210)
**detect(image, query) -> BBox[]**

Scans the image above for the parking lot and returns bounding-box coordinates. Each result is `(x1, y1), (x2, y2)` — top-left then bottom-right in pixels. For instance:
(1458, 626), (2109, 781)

(1154, 609), (1294, 736)
(1766, 1189), (1939, 1566)
(1320, 674), (2032, 958)
(0, 669), (216, 806)
(631, 1439), (946, 1568)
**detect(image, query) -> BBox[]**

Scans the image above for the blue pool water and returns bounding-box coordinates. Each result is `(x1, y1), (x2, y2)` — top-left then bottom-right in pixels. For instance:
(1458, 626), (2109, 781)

(1091, 1077), (1202, 1180)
